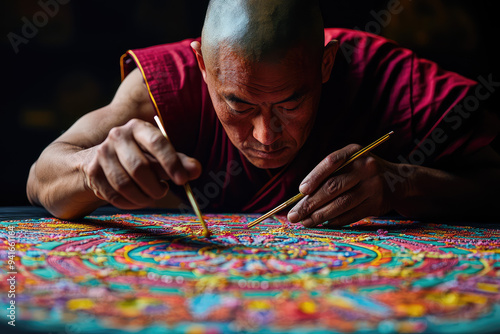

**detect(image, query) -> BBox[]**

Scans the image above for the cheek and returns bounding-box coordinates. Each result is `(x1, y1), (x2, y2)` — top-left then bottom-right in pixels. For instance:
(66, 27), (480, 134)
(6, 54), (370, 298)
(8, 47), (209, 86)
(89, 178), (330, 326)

(283, 103), (318, 142)
(285, 117), (313, 144)
(213, 103), (252, 143)
(206, 84), (251, 143)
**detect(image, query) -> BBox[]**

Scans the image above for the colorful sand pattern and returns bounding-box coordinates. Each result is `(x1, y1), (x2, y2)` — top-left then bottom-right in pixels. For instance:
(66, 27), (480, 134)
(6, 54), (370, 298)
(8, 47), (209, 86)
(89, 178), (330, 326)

(1, 213), (500, 333)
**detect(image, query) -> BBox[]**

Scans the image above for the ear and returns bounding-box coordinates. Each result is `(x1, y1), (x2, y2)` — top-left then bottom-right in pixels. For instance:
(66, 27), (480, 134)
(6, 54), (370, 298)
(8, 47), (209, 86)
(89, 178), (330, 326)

(191, 41), (207, 82)
(321, 39), (338, 84)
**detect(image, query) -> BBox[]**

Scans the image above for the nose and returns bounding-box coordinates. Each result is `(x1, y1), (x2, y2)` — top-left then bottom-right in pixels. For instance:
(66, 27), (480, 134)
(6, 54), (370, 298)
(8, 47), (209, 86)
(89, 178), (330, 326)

(252, 110), (282, 146)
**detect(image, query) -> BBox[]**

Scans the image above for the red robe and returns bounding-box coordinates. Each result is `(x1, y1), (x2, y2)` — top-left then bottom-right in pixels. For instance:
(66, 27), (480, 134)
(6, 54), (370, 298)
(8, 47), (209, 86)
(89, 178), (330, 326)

(120, 28), (495, 213)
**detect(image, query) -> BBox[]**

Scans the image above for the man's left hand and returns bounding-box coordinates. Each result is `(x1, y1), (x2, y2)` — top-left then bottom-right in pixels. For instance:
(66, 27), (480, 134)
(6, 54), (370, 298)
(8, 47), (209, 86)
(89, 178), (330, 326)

(287, 144), (399, 228)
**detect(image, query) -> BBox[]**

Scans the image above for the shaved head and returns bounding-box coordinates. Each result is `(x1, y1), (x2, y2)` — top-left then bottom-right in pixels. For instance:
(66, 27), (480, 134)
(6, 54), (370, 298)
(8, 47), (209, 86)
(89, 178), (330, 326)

(193, 0), (336, 169)
(201, 0), (324, 68)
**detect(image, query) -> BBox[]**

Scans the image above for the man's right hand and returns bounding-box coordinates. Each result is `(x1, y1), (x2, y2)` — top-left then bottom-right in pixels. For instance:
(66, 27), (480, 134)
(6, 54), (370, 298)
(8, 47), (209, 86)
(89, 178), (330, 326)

(27, 68), (200, 219)
(83, 118), (202, 210)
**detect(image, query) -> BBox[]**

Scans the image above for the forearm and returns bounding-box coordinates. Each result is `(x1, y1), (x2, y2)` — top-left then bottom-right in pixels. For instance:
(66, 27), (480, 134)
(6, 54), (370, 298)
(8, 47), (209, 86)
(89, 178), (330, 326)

(27, 142), (105, 220)
(391, 163), (499, 221)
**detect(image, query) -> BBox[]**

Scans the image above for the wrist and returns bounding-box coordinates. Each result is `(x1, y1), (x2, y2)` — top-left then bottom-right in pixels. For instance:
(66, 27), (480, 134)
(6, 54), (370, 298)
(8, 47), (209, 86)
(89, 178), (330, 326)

(383, 162), (417, 214)
(77, 147), (96, 194)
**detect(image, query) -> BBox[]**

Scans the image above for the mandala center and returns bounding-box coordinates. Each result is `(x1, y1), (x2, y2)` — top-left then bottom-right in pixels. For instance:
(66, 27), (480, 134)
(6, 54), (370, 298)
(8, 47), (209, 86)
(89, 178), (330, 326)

(198, 244), (308, 260)
(125, 235), (377, 277)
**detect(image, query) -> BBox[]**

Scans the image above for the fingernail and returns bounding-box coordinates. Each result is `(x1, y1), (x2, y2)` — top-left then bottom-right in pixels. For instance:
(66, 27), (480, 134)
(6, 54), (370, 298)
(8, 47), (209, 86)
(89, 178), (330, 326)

(302, 218), (313, 227)
(288, 211), (299, 223)
(299, 182), (309, 194)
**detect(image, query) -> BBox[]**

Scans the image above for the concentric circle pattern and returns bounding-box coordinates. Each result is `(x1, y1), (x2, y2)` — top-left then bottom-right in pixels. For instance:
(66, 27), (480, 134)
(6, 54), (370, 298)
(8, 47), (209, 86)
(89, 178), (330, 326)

(1, 213), (500, 333)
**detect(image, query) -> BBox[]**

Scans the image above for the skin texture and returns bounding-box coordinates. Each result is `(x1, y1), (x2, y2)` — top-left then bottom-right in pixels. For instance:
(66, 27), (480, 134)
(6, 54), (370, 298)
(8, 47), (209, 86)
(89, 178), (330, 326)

(27, 69), (201, 219)
(287, 144), (500, 227)
(27, 0), (500, 223)
(200, 0), (324, 68)
(197, 0), (327, 169)
(193, 43), (332, 169)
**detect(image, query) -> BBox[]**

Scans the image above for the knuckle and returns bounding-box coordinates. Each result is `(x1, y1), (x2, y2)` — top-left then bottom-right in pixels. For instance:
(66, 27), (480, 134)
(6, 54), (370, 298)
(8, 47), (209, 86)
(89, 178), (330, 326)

(124, 118), (144, 132)
(95, 143), (109, 158)
(108, 126), (123, 140)
(148, 132), (166, 150)
(364, 156), (379, 174)
(323, 177), (340, 196)
(326, 144), (362, 168)
(298, 199), (315, 216)
(127, 118), (141, 127)
(336, 194), (353, 211)
(324, 153), (341, 169)
(128, 157), (150, 180)
(111, 172), (133, 192)
(311, 211), (325, 224)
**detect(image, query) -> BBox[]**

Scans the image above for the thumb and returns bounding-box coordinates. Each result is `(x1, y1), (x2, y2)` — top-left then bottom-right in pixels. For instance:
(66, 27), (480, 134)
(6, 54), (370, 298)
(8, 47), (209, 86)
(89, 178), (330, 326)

(178, 153), (202, 181)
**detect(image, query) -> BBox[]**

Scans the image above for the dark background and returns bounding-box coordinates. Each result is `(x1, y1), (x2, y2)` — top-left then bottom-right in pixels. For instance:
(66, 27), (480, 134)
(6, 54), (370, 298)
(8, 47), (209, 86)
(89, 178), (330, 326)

(1, 0), (498, 206)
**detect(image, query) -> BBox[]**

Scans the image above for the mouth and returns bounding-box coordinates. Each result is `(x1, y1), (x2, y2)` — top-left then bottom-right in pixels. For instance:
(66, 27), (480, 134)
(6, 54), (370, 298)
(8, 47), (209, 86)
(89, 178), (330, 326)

(246, 147), (288, 159)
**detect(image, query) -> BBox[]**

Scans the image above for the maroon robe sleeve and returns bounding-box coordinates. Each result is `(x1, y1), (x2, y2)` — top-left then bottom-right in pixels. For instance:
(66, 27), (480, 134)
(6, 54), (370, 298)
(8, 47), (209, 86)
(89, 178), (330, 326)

(120, 38), (205, 155)
(325, 28), (497, 167)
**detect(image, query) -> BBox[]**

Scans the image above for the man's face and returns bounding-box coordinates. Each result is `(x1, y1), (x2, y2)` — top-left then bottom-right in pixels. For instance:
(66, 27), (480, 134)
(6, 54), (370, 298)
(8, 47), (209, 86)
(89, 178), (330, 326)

(204, 47), (324, 169)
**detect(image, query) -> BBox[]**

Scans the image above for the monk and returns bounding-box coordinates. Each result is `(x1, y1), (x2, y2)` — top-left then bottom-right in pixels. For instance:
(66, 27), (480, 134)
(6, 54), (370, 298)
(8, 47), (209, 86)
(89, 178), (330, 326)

(27, 0), (499, 226)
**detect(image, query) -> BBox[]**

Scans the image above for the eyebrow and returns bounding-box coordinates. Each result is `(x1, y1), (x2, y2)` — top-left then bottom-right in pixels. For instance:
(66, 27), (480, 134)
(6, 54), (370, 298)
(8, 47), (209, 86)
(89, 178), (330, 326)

(223, 91), (304, 105)
(224, 94), (255, 105)
(276, 92), (304, 104)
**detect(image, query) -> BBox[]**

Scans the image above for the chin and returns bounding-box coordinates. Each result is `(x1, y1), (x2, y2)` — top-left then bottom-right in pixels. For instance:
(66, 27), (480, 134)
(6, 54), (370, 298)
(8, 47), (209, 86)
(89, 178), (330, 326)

(250, 158), (289, 169)
(243, 150), (293, 169)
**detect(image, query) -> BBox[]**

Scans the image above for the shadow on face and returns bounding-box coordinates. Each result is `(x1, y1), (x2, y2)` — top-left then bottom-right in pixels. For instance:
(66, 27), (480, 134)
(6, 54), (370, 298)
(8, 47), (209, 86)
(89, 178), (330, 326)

(205, 46), (324, 169)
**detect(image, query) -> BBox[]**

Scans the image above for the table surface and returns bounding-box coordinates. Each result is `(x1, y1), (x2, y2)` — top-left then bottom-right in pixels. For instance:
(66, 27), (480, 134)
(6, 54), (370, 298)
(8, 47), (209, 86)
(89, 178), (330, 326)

(1, 207), (500, 333)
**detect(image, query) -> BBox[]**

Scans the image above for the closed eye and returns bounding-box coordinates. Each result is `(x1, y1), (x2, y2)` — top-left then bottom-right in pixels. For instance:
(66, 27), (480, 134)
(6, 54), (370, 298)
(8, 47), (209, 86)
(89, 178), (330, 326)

(280, 105), (299, 111)
(277, 99), (303, 112)
(227, 105), (253, 114)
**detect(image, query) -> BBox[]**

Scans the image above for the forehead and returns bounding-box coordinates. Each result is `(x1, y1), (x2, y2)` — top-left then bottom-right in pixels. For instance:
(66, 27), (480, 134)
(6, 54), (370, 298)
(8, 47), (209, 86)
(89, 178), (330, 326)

(207, 46), (319, 98)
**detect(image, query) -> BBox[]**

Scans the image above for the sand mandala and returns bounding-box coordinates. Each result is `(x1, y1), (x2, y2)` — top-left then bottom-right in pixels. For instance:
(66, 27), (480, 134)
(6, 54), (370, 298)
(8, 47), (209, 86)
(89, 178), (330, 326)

(1, 213), (500, 333)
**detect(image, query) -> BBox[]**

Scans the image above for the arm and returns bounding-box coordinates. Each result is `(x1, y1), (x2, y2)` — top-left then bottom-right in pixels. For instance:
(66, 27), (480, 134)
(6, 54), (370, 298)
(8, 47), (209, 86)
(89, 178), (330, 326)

(391, 145), (500, 221)
(27, 68), (201, 220)
(287, 143), (500, 227)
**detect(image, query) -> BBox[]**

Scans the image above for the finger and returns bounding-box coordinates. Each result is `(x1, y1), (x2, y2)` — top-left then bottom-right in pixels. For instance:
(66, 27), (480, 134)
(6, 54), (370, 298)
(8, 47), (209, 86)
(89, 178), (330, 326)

(322, 199), (373, 228)
(300, 183), (368, 228)
(299, 144), (361, 195)
(85, 160), (143, 209)
(114, 137), (169, 199)
(177, 153), (202, 180)
(307, 175), (385, 228)
(288, 161), (363, 223)
(131, 121), (190, 185)
(97, 142), (155, 207)
(144, 153), (169, 180)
